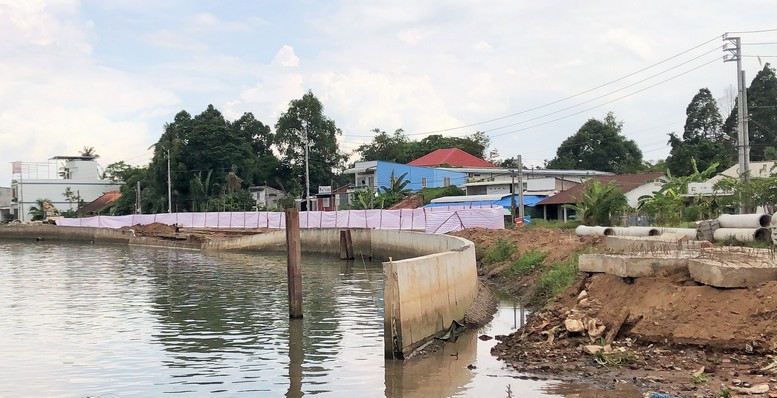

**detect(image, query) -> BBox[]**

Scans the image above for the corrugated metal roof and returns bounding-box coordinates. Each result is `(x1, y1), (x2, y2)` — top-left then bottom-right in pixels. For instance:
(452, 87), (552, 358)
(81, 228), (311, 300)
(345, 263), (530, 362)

(537, 172), (664, 205)
(408, 148), (496, 168)
(77, 191), (121, 214)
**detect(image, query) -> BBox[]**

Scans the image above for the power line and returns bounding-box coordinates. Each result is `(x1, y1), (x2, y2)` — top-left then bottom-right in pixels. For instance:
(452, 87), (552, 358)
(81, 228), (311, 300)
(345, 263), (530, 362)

(726, 28), (777, 34)
(346, 35), (723, 138)
(489, 57), (721, 139)
(478, 49), (722, 135)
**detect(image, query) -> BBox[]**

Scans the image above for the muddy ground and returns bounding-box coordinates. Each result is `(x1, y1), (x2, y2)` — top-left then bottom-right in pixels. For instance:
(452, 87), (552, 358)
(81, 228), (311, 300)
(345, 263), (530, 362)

(454, 227), (777, 398)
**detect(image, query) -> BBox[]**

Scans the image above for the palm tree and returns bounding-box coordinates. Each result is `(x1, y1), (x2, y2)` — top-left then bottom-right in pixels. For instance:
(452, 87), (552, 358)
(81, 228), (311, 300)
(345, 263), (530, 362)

(80, 146), (99, 159)
(564, 180), (628, 226)
(28, 198), (55, 221)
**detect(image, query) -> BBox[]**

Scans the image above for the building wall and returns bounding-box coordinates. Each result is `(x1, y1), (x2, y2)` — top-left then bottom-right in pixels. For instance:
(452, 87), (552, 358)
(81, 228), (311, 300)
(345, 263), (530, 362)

(375, 161), (466, 191)
(13, 179), (122, 222)
(625, 182), (663, 208)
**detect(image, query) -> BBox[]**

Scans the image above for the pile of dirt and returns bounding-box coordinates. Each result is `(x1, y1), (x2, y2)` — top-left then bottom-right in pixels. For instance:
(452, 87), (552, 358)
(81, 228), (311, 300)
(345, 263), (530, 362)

(451, 227), (600, 300)
(490, 268), (777, 396)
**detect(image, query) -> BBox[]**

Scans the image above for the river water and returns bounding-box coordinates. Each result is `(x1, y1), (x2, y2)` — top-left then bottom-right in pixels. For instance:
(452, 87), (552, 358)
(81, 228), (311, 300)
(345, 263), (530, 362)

(0, 241), (638, 397)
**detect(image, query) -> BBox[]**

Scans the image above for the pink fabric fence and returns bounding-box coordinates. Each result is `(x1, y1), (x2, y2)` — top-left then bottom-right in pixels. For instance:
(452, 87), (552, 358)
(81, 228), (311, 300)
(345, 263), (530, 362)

(56, 207), (505, 234)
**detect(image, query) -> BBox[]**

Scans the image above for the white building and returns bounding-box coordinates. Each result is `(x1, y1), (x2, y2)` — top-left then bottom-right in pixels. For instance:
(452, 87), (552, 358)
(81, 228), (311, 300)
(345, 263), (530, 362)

(0, 186), (10, 222)
(11, 156), (123, 222)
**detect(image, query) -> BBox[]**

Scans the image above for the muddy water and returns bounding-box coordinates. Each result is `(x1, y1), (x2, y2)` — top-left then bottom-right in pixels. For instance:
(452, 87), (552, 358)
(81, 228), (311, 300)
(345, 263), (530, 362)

(0, 241), (639, 397)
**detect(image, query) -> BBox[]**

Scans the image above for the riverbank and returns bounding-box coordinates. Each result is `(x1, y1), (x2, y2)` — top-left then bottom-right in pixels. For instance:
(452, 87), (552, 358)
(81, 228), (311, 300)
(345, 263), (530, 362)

(452, 227), (777, 397)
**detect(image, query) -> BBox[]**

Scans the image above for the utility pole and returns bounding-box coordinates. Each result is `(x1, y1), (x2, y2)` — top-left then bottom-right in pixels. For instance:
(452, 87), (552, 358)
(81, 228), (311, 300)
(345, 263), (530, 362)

(304, 126), (311, 212)
(724, 35), (751, 184)
(517, 155), (525, 220)
(136, 181), (142, 214)
(167, 148), (172, 213)
(510, 169), (516, 222)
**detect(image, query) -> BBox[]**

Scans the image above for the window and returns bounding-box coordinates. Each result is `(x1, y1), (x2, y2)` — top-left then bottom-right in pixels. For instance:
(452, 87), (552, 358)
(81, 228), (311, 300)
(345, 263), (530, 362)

(443, 177), (451, 187)
(421, 177), (427, 187)
(322, 198), (330, 208)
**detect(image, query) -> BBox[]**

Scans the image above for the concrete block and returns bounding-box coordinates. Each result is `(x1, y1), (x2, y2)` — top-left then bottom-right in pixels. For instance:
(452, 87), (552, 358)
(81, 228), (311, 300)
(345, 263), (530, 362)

(604, 234), (688, 254)
(688, 259), (777, 288)
(579, 253), (689, 277)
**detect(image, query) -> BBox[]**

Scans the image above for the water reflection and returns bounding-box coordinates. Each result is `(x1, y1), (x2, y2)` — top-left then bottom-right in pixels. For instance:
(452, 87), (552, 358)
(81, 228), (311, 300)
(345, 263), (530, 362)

(0, 241), (630, 397)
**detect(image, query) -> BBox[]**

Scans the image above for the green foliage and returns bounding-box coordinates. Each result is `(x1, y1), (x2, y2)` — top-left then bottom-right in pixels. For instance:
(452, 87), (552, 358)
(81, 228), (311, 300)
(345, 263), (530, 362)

(418, 185), (465, 204)
(508, 250), (547, 276)
(378, 171), (412, 208)
(528, 255), (579, 306)
(592, 350), (638, 367)
(564, 180), (628, 226)
(102, 161), (133, 182)
(640, 159), (718, 225)
(713, 164), (777, 213)
(355, 129), (492, 163)
(275, 90), (346, 196)
(525, 219), (581, 230)
(724, 64), (777, 162)
(692, 373), (712, 384)
(546, 112), (643, 173)
(482, 239), (516, 265)
(28, 198), (56, 221)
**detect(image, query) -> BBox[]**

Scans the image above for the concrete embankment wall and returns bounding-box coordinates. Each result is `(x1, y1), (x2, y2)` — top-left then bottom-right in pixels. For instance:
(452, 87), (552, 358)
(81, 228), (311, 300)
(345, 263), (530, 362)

(205, 228), (478, 359)
(0, 225), (203, 250)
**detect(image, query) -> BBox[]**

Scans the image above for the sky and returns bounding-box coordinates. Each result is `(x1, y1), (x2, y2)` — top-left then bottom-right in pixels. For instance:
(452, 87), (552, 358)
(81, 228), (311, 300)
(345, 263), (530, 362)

(1, 0), (776, 186)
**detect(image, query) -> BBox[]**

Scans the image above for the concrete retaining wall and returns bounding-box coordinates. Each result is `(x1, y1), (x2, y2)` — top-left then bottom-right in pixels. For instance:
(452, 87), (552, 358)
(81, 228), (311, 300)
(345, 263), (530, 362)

(0, 225), (203, 249)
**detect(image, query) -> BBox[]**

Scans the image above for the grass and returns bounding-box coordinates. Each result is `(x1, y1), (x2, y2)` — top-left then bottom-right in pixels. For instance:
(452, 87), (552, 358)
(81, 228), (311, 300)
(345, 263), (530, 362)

(481, 239), (516, 265)
(523, 218), (580, 230)
(507, 250), (547, 276)
(527, 254), (579, 306)
(692, 373), (712, 384)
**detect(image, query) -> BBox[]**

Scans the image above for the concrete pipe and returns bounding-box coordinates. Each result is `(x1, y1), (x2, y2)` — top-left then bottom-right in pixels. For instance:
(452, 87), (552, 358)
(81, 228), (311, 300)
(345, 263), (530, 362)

(609, 226), (660, 237)
(718, 213), (771, 228)
(713, 227), (772, 243)
(575, 225), (614, 236)
(658, 228), (698, 240)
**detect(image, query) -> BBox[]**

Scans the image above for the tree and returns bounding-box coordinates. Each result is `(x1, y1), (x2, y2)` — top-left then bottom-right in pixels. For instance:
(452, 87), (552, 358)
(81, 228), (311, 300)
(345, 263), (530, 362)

(28, 198), (55, 221)
(80, 146), (99, 158)
(723, 64), (777, 161)
(102, 161), (133, 182)
(666, 88), (734, 176)
(378, 171), (412, 208)
(547, 112), (643, 173)
(714, 162), (777, 213)
(563, 180), (628, 226)
(355, 129), (414, 163)
(275, 90), (346, 196)
(640, 159), (719, 224)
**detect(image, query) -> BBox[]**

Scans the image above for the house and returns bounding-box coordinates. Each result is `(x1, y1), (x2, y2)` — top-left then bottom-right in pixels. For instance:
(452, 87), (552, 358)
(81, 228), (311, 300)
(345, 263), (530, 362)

(438, 166), (612, 189)
(536, 172), (665, 221)
(77, 191), (121, 216)
(344, 160), (467, 196)
(464, 176), (579, 196)
(11, 156), (123, 222)
(249, 185), (286, 209)
(408, 148), (496, 168)
(0, 186), (10, 222)
(687, 161), (776, 196)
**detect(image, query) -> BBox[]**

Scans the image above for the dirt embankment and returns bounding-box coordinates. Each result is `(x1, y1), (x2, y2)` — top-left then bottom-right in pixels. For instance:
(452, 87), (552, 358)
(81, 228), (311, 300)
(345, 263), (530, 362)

(453, 227), (777, 397)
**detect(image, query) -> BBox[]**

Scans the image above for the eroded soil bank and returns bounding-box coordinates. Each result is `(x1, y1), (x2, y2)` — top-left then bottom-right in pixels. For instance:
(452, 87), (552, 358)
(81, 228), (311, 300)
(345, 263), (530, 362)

(453, 227), (777, 398)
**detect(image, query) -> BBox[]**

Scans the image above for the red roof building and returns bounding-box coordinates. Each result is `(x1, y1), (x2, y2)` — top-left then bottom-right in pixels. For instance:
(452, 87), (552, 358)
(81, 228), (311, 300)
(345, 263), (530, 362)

(408, 148), (496, 168)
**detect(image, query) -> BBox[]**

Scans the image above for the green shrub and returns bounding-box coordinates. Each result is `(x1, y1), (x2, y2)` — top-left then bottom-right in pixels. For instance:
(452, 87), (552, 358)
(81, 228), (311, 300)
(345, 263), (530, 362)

(525, 219), (581, 230)
(683, 205), (702, 222)
(508, 250), (547, 276)
(482, 239), (516, 265)
(528, 254), (579, 306)
(418, 186), (465, 204)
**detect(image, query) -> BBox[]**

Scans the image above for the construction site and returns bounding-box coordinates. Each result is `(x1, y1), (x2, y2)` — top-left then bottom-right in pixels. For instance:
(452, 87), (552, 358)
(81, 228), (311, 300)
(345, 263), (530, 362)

(455, 213), (777, 397)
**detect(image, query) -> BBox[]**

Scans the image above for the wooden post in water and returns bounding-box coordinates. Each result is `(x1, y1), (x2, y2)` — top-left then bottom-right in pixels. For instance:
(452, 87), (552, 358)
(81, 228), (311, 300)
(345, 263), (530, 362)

(339, 230), (354, 260)
(285, 208), (303, 319)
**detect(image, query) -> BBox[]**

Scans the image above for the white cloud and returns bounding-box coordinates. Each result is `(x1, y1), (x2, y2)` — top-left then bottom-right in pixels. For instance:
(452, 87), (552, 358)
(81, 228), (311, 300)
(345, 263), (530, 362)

(271, 45), (300, 67)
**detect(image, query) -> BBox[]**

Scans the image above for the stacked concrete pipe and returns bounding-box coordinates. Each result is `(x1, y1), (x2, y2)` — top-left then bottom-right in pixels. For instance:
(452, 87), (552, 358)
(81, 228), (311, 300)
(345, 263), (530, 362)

(575, 225), (614, 236)
(714, 213), (772, 243)
(609, 226), (660, 237)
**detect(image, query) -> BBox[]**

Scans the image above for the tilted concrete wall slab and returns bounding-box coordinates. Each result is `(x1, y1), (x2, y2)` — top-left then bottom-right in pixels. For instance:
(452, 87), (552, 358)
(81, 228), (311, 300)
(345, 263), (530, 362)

(383, 234), (477, 359)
